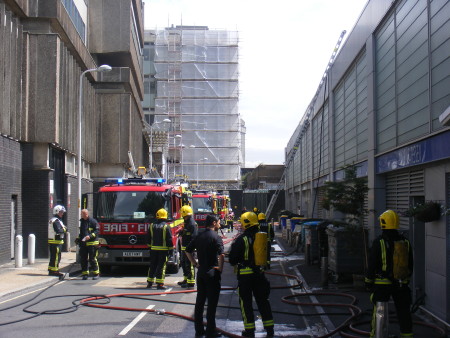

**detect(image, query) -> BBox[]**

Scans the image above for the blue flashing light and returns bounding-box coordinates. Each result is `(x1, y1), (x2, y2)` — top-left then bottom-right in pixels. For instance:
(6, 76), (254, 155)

(104, 177), (166, 185)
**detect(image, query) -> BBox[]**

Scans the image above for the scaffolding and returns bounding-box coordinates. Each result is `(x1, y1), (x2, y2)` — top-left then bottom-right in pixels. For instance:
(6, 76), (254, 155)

(153, 26), (242, 189)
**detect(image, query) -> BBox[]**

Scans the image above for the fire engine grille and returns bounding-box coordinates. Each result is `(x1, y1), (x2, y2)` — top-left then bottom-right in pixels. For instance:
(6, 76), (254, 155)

(101, 234), (147, 245)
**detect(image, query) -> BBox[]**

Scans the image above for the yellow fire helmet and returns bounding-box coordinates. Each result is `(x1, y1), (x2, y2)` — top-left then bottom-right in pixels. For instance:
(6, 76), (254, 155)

(257, 213), (266, 221)
(240, 212), (259, 230)
(156, 208), (168, 219)
(180, 205), (193, 218)
(379, 209), (400, 229)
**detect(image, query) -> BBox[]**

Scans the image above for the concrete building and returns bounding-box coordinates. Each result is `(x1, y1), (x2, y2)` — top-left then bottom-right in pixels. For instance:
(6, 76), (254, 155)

(284, 0), (450, 322)
(245, 165), (284, 190)
(0, 0), (145, 262)
(142, 26), (243, 190)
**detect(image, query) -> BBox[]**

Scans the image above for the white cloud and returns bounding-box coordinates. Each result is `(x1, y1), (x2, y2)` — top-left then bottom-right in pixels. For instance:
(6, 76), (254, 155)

(144, 0), (368, 165)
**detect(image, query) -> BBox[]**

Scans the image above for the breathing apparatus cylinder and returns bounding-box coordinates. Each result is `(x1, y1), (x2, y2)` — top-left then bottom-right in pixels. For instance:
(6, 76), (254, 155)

(254, 232), (268, 266)
(375, 301), (389, 338)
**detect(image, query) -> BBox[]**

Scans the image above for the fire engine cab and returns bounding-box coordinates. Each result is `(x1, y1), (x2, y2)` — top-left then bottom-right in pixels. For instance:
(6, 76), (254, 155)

(95, 178), (190, 273)
(217, 193), (231, 228)
(191, 190), (218, 231)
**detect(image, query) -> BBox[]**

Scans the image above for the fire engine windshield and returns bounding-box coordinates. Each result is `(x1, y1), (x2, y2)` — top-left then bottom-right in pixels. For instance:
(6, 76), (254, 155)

(192, 197), (213, 213)
(96, 191), (169, 221)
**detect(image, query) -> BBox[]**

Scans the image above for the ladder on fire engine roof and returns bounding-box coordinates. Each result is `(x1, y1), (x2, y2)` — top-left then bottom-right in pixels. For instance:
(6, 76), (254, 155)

(264, 30), (347, 219)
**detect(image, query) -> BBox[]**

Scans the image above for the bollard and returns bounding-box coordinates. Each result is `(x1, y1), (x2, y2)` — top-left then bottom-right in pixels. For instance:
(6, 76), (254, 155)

(28, 234), (35, 265)
(375, 301), (389, 338)
(65, 232), (71, 252)
(321, 257), (328, 288)
(15, 235), (23, 268)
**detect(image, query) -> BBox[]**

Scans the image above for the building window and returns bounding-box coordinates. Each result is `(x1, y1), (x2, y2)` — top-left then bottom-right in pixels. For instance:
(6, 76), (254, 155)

(61, 0), (86, 43)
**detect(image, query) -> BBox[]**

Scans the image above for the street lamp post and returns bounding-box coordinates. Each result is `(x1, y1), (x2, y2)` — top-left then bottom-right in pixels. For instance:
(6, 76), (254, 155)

(180, 143), (185, 178)
(78, 65), (111, 221)
(149, 118), (171, 173)
(197, 157), (208, 187)
(173, 134), (182, 179)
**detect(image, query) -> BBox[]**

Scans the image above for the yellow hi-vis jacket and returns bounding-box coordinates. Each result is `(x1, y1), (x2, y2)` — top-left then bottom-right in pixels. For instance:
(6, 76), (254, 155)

(48, 216), (67, 245)
(147, 221), (173, 251)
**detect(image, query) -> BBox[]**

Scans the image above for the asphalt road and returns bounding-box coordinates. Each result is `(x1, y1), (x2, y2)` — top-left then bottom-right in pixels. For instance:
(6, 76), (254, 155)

(0, 252), (355, 337)
(0, 233), (390, 338)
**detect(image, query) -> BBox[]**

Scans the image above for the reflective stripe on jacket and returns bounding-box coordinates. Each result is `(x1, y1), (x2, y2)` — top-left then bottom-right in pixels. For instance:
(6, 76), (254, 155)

(366, 230), (413, 286)
(78, 216), (100, 246)
(48, 217), (66, 244)
(148, 221), (173, 251)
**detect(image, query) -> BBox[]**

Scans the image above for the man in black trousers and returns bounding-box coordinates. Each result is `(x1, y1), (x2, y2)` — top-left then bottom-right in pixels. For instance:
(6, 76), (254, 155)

(186, 214), (224, 338)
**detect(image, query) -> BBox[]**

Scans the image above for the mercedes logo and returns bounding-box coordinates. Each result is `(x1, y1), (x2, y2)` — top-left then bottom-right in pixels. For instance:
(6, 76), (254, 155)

(128, 235), (138, 245)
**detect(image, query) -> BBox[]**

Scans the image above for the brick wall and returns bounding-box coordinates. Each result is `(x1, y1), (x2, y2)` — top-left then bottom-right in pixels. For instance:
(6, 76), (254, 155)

(22, 144), (52, 258)
(0, 136), (22, 265)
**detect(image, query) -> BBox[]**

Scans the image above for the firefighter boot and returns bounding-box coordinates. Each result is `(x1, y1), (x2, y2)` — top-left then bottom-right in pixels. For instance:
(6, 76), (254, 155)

(146, 282), (153, 288)
(49, 271), (64, 278)
(157, 283), (167, 290)
(266, 327), (274, 337)
(241, 330), (255, 337)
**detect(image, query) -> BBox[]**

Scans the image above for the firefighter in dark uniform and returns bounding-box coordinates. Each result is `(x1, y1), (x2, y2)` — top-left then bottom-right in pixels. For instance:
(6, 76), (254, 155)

(365, 210), (414, 338)
(146, 208), (173, 290)
(178, 205), (198, 288)
(48, 205), (67, 277)
(76, 209), (100, 280)
(185, 214), (224, 337)
(257, 213), (275, 269)
(229, 212), (274, 338)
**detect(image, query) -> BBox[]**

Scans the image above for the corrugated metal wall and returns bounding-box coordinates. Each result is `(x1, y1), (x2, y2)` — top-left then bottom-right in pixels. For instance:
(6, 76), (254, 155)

(334, 53), (368, 168)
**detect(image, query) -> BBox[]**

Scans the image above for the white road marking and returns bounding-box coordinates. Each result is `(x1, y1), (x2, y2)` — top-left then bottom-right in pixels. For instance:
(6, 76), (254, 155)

(0, 279), (67, 305)
(159, 287), (173, 296)
(0, 286), (48, 305)
(119, 304), (155, 336)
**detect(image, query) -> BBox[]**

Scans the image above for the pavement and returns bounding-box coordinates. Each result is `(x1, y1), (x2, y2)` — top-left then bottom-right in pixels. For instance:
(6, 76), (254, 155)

(0, 249), (80, 298)
(0, 229), (448, 337)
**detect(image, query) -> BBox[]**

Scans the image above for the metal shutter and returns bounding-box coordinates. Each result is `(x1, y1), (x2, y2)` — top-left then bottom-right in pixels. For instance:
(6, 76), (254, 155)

(386, 169), (424, 228)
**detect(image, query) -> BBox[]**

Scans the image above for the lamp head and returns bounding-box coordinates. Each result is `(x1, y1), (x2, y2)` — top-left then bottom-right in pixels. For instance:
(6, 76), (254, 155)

(97, 65), (112, 72)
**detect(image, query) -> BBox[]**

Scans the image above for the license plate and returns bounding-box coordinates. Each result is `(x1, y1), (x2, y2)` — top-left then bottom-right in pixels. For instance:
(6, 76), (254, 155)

(123, 252), (143, 257)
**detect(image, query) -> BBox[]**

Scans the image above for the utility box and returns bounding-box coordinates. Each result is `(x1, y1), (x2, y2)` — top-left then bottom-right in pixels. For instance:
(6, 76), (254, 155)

(326, 226), (367, 277)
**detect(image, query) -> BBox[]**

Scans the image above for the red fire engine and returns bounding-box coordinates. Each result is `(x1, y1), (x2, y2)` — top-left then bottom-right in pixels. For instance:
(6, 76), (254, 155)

(191, 190), (218, 231)
(95, 178), (190, 273)
(217, 193), (231, 228)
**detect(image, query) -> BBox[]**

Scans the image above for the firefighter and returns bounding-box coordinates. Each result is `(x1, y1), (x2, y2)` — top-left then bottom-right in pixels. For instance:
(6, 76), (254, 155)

(177, 205), (198, 288)
(229, 212), (274, 337)
(48, 205), (67, 277)
(146, 208), (173, 290)
(76, 209), (100, 280)
(227, 209), (235, 233)
(252, 207), (260, 215)
(185, 214), (224, 337)
(365, 210), (414, 338)
(257, 213), (274, 268)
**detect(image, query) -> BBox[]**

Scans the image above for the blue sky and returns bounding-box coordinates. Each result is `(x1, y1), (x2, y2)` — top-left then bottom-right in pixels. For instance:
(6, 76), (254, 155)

(144, 0), (368, 167)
